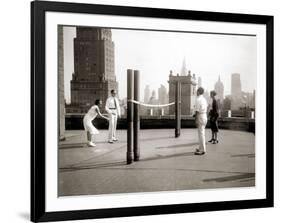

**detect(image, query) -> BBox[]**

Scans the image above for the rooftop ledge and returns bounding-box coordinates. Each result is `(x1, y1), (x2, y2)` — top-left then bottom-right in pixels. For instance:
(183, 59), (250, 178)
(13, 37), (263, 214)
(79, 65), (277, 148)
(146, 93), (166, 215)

(65, 114), (255, 133)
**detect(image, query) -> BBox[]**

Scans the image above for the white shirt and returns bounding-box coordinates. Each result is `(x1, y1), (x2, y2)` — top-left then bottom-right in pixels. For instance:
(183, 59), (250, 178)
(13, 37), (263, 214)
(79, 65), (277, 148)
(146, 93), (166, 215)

(105, 96), (121, 116)
(195, 95), (208, 114)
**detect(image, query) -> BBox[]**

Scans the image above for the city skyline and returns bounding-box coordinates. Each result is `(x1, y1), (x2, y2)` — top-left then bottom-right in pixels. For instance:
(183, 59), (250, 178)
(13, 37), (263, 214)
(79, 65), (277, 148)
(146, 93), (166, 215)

(63, 26), (257, 103)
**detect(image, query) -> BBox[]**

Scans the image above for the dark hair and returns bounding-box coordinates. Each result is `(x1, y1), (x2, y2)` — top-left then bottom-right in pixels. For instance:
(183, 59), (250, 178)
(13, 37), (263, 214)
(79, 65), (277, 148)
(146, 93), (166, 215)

(95, 99), (101, 105)
(197, 87), (204, 95)
(210, 90), (217, 96)
(111, 89), (116, 94)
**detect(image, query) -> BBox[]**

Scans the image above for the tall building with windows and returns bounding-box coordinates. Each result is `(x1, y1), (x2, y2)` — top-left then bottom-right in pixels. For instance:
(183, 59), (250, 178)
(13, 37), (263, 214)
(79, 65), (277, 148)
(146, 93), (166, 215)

(67, 27), (118, 113)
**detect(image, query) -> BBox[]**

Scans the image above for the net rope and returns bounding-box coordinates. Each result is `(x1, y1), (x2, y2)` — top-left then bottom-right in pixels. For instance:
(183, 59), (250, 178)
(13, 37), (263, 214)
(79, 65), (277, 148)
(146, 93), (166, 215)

(127, 99), (175, 108)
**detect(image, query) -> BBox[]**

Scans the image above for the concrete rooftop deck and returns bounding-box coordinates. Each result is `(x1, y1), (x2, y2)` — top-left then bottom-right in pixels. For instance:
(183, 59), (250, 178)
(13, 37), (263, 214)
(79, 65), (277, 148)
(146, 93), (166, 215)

(59, 129), (255, 196)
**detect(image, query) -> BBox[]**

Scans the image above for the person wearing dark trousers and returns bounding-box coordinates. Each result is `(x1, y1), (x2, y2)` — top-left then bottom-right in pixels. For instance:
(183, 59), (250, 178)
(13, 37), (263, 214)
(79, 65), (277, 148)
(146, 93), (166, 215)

(208, 91), (219, 144)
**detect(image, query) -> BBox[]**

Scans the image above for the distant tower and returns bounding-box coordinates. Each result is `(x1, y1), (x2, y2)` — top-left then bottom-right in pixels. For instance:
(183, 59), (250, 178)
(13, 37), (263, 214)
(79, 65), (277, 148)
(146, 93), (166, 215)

(231, 73), (242, 110)
(231, 73), (242, 96)
(158, 84), (169, 115)
(148, 90), (159, 116)
(214, 75), (224, 103)
(149, 90), (157, 104)
(158, 84), (168, 104)
(180, 57), (188, 76)
(144, 85), (151, 103)
(198, 77), (202, 88)
(68, 27), (118, 113)
(169, 70), (197, 115)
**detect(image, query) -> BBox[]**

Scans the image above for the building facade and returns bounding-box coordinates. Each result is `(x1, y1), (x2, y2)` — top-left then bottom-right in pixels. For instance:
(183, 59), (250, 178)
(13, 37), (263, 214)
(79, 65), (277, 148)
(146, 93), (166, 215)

(168, 70), (197, 116)
(66, 27), (118, 113)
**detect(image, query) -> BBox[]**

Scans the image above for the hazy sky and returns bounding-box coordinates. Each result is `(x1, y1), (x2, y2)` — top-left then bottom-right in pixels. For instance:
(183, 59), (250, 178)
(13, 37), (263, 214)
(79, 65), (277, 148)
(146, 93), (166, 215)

(63, 26), (257, 103)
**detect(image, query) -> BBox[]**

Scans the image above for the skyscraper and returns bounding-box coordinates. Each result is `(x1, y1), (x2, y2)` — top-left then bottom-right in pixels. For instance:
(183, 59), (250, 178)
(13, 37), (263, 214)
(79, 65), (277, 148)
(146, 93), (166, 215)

(231, 73), (242, 110)
(149, 90), (158, 104)
(158, 84), (169, 115)
(231, 73), (242, 96)
(158, 84), (168, 105)
(214, 75), (224, 103)
(67, 27), (118, 113)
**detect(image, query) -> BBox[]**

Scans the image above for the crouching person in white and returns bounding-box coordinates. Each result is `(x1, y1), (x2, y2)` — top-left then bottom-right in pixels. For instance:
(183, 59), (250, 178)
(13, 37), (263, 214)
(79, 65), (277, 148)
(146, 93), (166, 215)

(105, 89), (121, 143)
(194, 87), (208, 155)
(83, 99), (109, 147)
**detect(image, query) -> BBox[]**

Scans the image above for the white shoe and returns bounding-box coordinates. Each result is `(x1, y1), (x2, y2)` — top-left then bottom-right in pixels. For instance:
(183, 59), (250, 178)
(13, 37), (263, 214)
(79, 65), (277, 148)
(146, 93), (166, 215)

(88, 142), (96, 147)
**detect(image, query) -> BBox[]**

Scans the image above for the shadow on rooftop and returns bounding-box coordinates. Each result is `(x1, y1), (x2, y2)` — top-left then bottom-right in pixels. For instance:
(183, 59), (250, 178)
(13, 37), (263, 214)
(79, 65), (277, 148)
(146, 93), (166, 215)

(140, 151), (195, 162)
(203, 173), (255, 183)
(156, 142), (197, 149)
(59, 143), (86, 150)
(60, 161), (127, 172)
(231, 153), (255, 158)
(59, 151), (195, 172)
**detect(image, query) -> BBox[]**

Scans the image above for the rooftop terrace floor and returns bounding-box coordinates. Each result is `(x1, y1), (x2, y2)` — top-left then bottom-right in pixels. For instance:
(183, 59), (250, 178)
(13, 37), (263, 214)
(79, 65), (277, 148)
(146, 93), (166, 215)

(59, 129), (255, 196)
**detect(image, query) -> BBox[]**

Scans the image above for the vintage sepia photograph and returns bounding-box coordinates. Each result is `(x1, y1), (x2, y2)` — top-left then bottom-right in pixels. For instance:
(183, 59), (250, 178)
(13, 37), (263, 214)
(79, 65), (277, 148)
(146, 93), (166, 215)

(58, 25), (256, 197)
(31, 1), (274, 221)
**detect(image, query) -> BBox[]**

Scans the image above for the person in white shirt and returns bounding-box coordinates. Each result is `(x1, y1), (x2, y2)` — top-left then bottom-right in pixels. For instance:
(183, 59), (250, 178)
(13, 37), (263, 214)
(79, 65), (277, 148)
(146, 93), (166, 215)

(194, 87), (208, 155)
(83, 99), (109, 147)
(105, 89), (121, 143)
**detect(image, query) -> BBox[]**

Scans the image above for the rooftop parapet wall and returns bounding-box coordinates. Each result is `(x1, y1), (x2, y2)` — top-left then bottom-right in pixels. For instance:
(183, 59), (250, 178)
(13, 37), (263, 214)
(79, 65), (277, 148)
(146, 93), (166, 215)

(65, 115), (255, 133)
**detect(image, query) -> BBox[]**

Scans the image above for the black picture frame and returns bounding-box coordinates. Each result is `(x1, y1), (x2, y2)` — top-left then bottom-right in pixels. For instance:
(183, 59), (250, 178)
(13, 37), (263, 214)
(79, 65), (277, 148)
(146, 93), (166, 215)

(31, 0), (274, 222)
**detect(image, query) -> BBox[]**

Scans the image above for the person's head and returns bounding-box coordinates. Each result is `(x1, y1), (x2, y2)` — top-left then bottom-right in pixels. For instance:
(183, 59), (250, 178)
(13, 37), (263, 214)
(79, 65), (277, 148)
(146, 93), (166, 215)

(210, 90), (217, 98)
(95, 99), (102, 106)
(197, 87), (204, 96)
(111, 89), (117, 97)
